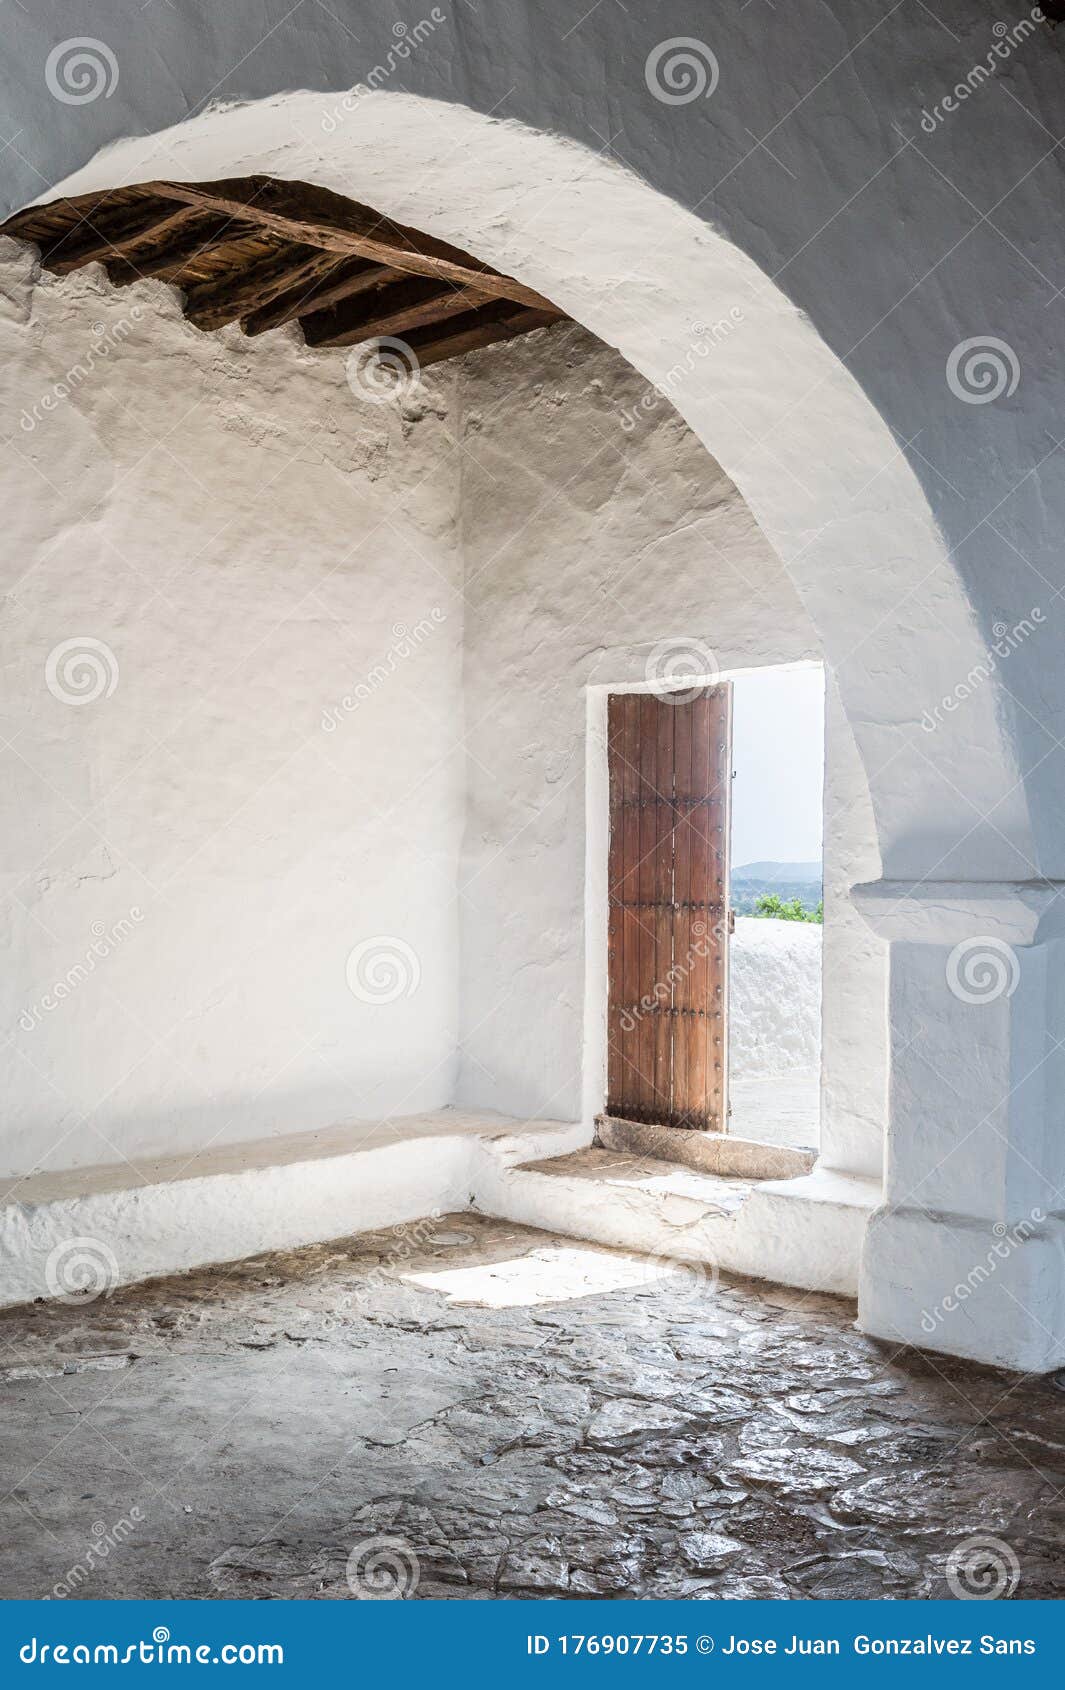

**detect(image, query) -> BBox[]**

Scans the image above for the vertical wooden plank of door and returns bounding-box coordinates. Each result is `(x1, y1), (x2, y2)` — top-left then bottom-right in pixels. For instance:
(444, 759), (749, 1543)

(610, 693), (640, 1119)
(635, 692), (660, 1121)
(707, 683), (733, 1133)
(606, 693), (627, 1119)
(670, 697), (694, 1127)
(684, 692), (713, 1128)
(652, 698), (675, 1120)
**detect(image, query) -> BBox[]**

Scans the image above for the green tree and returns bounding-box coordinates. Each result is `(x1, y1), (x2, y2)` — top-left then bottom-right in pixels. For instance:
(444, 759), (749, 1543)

(752, 892), (822, 923)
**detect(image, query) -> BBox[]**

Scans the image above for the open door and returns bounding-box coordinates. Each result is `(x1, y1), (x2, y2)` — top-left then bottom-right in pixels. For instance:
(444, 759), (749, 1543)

(606, 685), (733, 1131)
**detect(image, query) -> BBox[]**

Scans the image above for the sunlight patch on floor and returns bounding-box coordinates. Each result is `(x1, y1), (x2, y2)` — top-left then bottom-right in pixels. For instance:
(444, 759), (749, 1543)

(400, 1242), (678, 1307)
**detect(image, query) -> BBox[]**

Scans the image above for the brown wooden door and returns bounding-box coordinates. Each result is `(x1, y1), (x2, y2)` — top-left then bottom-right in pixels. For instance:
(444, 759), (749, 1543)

(606, 686), (732, 1131)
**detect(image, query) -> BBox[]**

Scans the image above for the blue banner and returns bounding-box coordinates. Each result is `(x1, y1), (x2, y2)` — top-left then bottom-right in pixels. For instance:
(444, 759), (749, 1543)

(2, 1599), (1059, 1683)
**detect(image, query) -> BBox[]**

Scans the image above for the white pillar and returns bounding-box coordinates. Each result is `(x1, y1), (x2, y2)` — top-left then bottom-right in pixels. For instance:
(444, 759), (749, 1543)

(854, 880), (1065, 1373)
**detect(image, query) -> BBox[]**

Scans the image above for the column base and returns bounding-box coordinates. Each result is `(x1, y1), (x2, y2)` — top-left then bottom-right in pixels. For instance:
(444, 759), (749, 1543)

(859, 1204), (1065, 1373)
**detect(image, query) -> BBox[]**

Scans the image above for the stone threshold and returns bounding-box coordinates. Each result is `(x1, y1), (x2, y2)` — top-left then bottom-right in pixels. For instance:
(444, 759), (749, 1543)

(595, 1114), (816, 1180)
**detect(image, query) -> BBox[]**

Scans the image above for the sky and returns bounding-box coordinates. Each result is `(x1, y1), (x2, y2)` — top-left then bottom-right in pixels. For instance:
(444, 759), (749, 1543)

(729, 665), (825, 871)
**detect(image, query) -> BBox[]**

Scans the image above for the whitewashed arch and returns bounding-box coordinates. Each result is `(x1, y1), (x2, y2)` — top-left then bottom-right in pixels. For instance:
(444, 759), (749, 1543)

(35, 89), (1033, 879)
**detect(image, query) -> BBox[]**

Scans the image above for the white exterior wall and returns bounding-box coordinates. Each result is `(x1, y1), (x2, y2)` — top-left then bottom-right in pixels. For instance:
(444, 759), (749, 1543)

(730, 918), (822, 1080)
(0, 245), (465, 1178)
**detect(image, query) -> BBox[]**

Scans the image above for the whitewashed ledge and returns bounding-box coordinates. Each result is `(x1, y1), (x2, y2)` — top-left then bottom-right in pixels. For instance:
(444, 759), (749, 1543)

(0, 1111), (587, 1310)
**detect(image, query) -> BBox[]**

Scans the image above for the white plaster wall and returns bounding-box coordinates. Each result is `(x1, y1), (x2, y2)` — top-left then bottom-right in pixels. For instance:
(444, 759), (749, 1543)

(730, 918), (821, 1079)
(454, 323), (883, 1177)
(0, 241), (465, 1178)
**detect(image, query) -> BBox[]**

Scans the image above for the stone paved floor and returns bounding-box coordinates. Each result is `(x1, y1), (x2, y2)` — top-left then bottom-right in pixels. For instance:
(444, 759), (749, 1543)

(2, 1214), (1065, 1601)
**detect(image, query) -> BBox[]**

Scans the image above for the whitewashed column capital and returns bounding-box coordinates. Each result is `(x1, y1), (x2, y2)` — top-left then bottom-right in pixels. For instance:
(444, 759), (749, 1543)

(851, 879), (1065, 946)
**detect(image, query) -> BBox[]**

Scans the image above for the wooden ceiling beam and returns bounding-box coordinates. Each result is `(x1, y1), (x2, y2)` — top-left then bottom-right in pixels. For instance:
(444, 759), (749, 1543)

(300, 274), (496, 349)
(144, 176), (551, 310)
(404, 304), (563, 369)
(241, 258), (393, 337)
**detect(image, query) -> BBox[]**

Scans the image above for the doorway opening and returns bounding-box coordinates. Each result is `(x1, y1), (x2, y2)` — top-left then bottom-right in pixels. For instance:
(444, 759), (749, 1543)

(727, 664), (824, 1151)
(601, 664), (824, 1157)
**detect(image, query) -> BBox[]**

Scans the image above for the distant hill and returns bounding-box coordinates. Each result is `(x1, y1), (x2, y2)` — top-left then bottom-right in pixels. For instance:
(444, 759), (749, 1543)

(731, 860), (822, 917)
(733, 860), (822, 883)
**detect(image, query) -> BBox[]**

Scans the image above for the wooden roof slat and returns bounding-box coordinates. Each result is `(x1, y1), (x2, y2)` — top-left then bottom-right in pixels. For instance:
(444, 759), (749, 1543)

(241, 258), (393, 337)
(143, 176), (552, 310)
(183, 244), (336, 332)
(300, 274), (499, 349)
(105, 215), (259, 285)
(41, 199), (180, 273)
